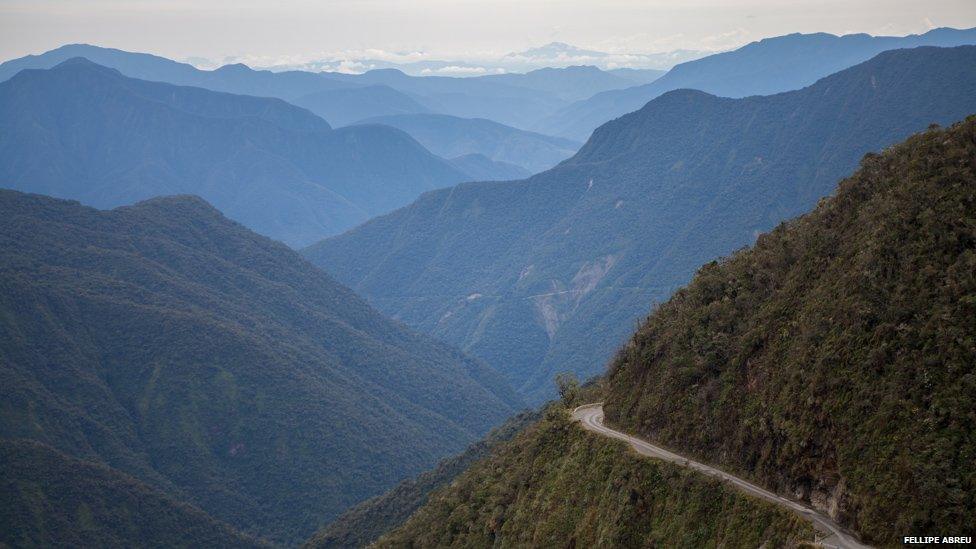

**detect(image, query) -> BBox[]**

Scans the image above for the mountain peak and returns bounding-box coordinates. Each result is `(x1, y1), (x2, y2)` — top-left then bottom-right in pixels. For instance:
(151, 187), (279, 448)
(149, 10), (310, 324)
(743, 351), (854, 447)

(32, 56), (126, 80)
(125, 194), (222, 215)
(215, 62), (253, 73)
(365, 67), (407, 77)
(508, 42), (607, 59)
(54, 56), (115, 69)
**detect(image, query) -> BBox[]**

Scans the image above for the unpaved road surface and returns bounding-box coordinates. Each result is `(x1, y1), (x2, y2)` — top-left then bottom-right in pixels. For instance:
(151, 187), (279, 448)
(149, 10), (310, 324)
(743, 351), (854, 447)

(572, 403), (872, 549)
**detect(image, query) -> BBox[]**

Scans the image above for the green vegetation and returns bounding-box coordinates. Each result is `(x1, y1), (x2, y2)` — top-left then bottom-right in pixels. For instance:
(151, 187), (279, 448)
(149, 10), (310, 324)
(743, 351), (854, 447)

(0, 190), (521, 544)
(605, 118), (976, 545)
(306, 379), (612, 548)
(305, 45), (976, 403)
(376, 405), (814, 548)
(0, 439), (266, 548)
(306, 411), (539, 549)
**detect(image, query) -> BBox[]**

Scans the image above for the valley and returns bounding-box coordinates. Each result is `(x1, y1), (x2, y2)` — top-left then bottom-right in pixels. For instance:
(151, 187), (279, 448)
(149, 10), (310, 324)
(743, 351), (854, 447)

(370, 114), (975, 549)
(305, 44), (976, 403)
(1, 12), (974, 548)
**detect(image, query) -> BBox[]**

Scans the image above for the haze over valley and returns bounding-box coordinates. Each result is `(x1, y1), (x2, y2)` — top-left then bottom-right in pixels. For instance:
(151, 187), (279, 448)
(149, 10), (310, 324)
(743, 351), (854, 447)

(1, 2), (974, 547)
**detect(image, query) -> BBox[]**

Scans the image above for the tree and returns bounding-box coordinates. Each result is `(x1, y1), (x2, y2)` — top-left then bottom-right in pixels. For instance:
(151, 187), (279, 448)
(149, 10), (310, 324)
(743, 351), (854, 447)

(554, 372), (580, 406)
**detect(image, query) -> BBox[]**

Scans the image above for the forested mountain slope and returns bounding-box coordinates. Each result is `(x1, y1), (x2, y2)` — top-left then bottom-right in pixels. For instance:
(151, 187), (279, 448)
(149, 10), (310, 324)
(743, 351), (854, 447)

(0, 58), (467, 246)
(0, 439), (268, 548)
(305, 411), (539, 549)
(304, 46), (976, 402)
(375, 405), (814, 547)
(537, 26), (976, 140)
(0, 190), (521, 544)
(605, 117), (976, 546)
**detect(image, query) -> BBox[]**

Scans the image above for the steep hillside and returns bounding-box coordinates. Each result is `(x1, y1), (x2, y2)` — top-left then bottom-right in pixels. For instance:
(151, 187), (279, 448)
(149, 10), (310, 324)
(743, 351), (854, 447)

(0, 190), (521, 544)
(306, 411), (539, 549)
(0, 58), (467, 246)
(605, 118), (976, 545)
(357, 113), (580, 174)
(304, 46), (976, 402)
(537, 26), (976, 140)
(375, 406), (814, 547)
(0, 439), (267, 548)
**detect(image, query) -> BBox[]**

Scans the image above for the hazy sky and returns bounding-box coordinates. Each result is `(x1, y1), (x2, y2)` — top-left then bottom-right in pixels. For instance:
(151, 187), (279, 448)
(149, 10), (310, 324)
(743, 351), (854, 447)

(2, 0), (975, 65)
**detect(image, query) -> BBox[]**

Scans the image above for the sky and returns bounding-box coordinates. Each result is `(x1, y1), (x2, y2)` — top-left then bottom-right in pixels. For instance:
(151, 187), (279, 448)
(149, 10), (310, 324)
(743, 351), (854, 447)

(1, 0), (975, 69)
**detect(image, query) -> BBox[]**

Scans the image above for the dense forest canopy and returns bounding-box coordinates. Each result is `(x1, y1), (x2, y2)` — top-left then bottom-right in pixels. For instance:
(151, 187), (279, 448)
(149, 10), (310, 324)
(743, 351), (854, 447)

(605, 117), (976, 545)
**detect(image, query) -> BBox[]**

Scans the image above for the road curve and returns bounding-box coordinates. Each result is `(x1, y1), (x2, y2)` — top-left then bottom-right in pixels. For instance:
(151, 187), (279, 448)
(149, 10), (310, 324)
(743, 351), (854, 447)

(571, 403), (872, 549)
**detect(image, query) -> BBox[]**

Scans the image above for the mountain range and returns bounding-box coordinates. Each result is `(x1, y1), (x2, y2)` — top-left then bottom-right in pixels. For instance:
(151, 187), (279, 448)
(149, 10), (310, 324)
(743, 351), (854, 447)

(242, 42), (701, 75)
(0, 44), (649, 130)
(304, 45), (976, 402)
(0, 58), (474, 247)
(369, 111), (975, 549)
(536, 26), (976, 140)
(7, 29), (973, 145)
(356, 113), (581, 174)
(289, 84), (432, 127)
(0, 190), (522, 544)
(2, 25), (975, 549)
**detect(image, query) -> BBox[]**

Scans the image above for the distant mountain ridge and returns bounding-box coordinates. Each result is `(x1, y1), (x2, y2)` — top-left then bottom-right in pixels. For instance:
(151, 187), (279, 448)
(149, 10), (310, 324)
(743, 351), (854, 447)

(447, 153), (531, 181)
(0, 44), (646, 130)
(477, 65), (652, 102)
(0, 189), (522, 544)
(291, 84), (431, 127)
(0, 44), (359, 103)
(304, 46), (976, 402)
(0, 58), (470, 246)
(356, 113), (581, 174)
(536, 26), (976, 140)
(219, 42), (702, 75)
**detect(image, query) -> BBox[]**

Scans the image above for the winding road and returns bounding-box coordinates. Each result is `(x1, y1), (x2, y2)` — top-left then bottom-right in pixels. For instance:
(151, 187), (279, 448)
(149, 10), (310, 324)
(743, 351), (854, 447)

(571, 403), (872, 549)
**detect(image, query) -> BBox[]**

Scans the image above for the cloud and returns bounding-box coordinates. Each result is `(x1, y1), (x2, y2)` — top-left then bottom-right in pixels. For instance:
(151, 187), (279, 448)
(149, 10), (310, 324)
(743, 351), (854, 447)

(420, 65), (497, 76)
(219, 48), (435, 71)
(697, 28), (753, 50)
(212, 40), (720, 76)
